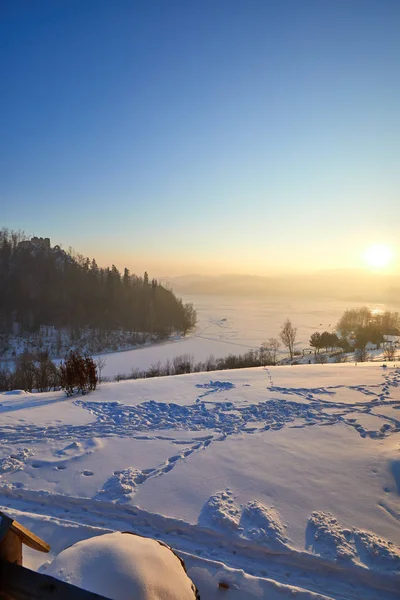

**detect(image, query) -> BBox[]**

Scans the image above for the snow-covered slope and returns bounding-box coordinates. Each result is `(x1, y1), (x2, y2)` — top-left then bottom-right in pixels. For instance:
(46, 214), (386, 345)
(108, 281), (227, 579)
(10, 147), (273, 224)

(1, 363), (399, 599)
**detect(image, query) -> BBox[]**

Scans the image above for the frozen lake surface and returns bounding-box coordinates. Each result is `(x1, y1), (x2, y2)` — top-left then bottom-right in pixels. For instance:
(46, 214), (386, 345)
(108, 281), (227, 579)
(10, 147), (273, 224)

(97, 295), (399, 379)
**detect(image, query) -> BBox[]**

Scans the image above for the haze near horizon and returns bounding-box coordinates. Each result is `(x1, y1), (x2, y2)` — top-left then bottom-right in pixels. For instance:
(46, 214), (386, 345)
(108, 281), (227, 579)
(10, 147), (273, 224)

(1, 1), (399, 277)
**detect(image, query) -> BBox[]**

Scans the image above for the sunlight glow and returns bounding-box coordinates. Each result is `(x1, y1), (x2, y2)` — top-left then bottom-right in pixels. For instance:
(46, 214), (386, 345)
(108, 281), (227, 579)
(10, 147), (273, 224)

(364, 244), (394, 269)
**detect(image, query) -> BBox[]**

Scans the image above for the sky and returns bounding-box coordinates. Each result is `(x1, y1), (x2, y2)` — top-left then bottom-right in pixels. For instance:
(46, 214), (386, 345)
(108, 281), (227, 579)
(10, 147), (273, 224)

(1, 0), (399, 277)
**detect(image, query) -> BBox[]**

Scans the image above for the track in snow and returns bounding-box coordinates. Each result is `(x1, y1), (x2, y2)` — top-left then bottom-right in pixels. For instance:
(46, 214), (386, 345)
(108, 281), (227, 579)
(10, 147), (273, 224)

(0, 489), (398, 600)
(1, 367), (400, 598)
(0, 370), (399, 450)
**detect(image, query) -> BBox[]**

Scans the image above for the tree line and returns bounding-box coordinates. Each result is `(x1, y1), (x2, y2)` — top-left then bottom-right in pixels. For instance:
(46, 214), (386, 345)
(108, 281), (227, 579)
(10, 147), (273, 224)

(254, 309), (399, 365)
(116, 345), (282, 382)
(0, 350), (98, 394)
(307, 307), (400, 362)
(0, 228), (196, 342)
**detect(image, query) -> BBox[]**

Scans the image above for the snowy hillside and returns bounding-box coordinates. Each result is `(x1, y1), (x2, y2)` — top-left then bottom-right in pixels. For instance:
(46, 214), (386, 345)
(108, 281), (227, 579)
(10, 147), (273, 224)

(1, 363), (399, 599)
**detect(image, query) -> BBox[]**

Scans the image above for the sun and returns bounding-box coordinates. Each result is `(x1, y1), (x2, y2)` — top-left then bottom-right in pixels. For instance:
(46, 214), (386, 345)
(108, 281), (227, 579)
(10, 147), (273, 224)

(364, 244), (394, 269)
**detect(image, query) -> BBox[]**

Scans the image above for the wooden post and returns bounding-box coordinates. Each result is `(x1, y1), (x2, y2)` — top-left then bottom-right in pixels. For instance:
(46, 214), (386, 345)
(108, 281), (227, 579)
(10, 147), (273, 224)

(0, 513), (22, 565)
(0, 528), (23, 565)
(0, 511), (49, 567)
(0, 511), (110, 600)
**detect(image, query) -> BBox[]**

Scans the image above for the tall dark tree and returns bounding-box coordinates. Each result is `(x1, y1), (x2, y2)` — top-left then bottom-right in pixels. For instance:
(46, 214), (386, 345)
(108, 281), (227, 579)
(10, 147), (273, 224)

(309, 332), (322, 354)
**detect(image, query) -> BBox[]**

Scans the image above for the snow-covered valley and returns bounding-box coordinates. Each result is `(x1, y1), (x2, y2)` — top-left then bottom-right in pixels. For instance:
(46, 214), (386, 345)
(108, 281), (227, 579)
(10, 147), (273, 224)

(1, 362), (399, 599)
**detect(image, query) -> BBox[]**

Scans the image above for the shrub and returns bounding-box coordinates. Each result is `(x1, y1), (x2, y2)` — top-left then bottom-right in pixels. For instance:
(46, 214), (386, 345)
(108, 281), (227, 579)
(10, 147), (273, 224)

(383, 346), (396, 361)
(332, 352), (348, 363)
(355, 347), (369, 363)
(173, 354), (194, 375)
(315, 353), (327, 364)
(59, 350), (98, 396)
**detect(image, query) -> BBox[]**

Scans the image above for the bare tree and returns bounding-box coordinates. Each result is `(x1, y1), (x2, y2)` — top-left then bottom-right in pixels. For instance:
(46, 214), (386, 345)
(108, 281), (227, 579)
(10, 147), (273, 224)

(267, 337), (280, 365)
(383, 345), (396, 361)
(355, 347), (369, 363)
(205, 355), (216, 371)
(173, 354), (194, 375)
(147, 362), (162, 377)
(162, 358), (172, 376)
(280, 319), (297, 361)
(96, 357), (107, 382)
(315, 353), (327, 365)
(260, 338), (281, 365)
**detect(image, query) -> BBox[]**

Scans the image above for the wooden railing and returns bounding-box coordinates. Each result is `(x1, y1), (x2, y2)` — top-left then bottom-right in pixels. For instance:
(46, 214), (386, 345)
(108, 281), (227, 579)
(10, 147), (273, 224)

(0, 511), (108, 600)
(0, 560), (109, 600)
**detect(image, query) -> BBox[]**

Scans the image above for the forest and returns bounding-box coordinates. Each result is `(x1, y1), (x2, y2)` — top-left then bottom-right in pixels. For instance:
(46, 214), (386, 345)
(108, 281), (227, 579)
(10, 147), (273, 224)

(0, 229), (196, 342)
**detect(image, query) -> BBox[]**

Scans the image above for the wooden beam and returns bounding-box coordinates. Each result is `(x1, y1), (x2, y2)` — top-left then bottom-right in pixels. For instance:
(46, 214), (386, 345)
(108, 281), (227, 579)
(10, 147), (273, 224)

(0, 560), (110, 600)
(9, 521), (49, 554)
(0, 512), (49, 554)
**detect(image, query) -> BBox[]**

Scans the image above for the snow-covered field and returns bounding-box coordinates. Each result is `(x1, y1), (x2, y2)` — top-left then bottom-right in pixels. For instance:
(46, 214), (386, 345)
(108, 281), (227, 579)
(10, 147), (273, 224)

(95, 295), (400, 379)
(1, 362), (399, 599)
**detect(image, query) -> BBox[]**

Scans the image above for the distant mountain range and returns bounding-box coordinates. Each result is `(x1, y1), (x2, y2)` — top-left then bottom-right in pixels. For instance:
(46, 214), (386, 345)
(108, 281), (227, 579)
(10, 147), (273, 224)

(162, 270), (400, 303)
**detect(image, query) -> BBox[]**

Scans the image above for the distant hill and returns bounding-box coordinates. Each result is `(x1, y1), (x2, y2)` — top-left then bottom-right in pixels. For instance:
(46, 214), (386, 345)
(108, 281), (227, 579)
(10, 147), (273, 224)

(164, 270), (399, 303)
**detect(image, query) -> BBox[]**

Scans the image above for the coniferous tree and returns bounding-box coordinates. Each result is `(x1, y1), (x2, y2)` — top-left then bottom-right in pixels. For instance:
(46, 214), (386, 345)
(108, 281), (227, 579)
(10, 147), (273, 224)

(0, 229), (197, 341)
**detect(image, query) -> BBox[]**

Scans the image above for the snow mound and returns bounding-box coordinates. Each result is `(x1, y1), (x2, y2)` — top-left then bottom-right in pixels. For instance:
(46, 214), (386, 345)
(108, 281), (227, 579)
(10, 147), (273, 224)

(239, 500), (289, 549)
(57, 441), (82, 455)
(199, 492), (290, 550)
(1, 389), (30, 395)
(353, 528), (400, 573)
(198, 490), (241, 532)
(306, 511), (355, 561)
(96, 467), (146, 502)
(306, 511), (400, 573)
(44, 531), (199, 599)
(56, 438), (103, 458)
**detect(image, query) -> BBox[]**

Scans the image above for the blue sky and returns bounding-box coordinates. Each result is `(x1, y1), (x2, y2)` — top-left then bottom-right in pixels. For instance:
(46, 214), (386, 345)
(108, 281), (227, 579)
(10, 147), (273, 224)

(1, 0), (399, 275)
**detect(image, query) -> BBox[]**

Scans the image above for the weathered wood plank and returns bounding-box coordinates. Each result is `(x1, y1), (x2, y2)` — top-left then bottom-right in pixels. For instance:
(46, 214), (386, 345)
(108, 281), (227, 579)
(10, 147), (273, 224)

(9, 522), (49, 554)
(0, 560), (110, 600)
(0, 512), (49, 554)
